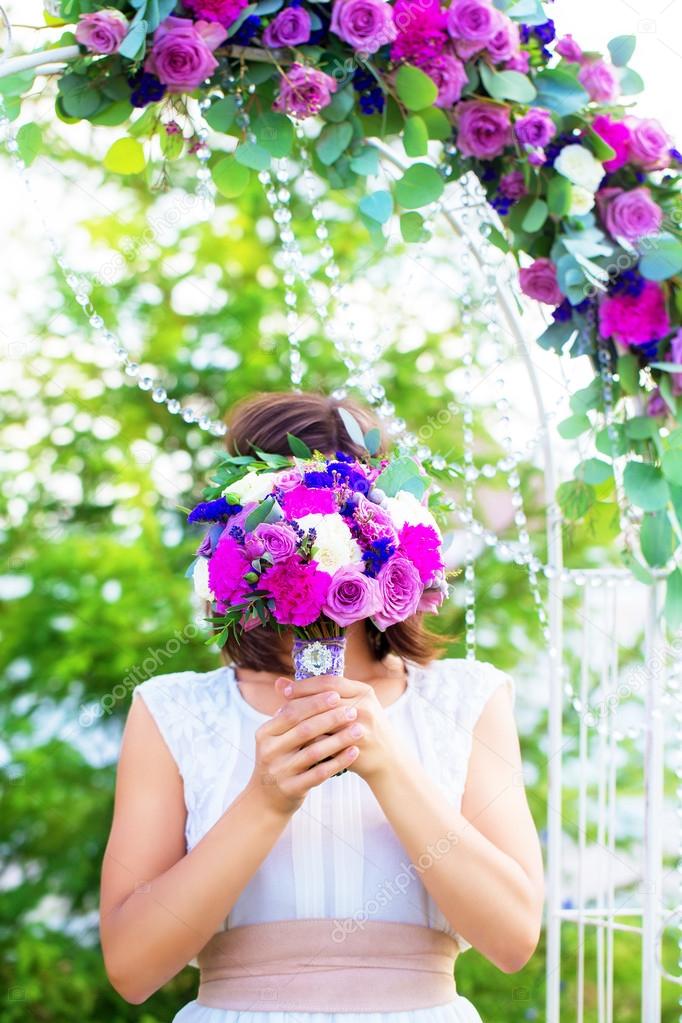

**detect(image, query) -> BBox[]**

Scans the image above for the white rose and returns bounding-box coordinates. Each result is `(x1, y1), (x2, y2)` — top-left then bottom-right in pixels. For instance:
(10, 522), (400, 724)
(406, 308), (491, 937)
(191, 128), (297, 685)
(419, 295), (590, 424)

(298, 512), (363, 574)
(568, 184), (595, 216)
(224, 470), (275, 504)
(554, 144), (604, 193)
(384, 490), (440, 532)
(193, 557), (214, 601)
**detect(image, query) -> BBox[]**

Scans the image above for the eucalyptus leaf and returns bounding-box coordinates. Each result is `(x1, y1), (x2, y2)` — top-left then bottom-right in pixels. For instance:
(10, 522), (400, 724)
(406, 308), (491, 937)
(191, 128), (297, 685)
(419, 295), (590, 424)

(394, 163), (444, 209)
(315, 122), (353, 166)
(607, 35), (636, 66)
(395, 64), (438, 111)
(622, 461), (669, 511)
(337, 407), (368, 450)
(359, 190), (393, 224)
(376, 456), (426, 498)
(664, 569), (682, 629)
(244, 496), (276, 532)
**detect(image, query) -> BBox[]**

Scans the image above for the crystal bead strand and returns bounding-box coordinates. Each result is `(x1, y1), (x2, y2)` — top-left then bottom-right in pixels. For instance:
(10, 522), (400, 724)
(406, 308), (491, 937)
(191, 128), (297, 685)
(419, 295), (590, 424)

(457, 216), (477, 661)
(0, 97), (227, 436)
(195, 92), (216, 216)
(597, 337), (638, 553)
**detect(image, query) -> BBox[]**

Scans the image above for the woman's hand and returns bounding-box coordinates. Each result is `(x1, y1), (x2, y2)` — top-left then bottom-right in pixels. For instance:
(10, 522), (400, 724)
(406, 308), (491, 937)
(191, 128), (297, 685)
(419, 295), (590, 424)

(248, 687), (362, 816)
(275, 674), (401, 785)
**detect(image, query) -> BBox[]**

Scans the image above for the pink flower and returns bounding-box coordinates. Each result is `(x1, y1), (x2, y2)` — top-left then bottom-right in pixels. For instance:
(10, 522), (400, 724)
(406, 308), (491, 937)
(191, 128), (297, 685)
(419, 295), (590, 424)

(330, 0), (397, 54)
(253, 522), (299, 563)
(668, 328), (682, 396)
(527, 149), (546, 167)
(514, 108), (557, 149)
(184, 0), (248, 26)
(281, 482), (336, 517)
(626, 116), (672, 171)
(373, 556), (422, 630)
(208, 533), (253, 610)
(75, 9), (128, 54)
(417, 571), (448, 613)
(591, 114), (630, 172)
(519, 258), (564, 307)
(352, 494), (398, 545)
(418, 53), (468, 108)
(274, 467), (304, 492)
(398, 524), (444, 586)
(555, 34), (583, 63)
(323, 565), (382, 626)
(446, 0), (498, 59)
(597, 186), (663, 242)
(499, 170), (526, 200)
(485, 10), (520, 65)
(505, 50), (530, 73)
(578, 59), (619, 104)
(598, 280), (670, 347)
(455, 100), (512, 159)
(273, 63), (338, 119)
(390, 0), (447, 63)
(261, 558), (331, 627)
(144, 17), (227, 93)
(262, 7), (311, 47)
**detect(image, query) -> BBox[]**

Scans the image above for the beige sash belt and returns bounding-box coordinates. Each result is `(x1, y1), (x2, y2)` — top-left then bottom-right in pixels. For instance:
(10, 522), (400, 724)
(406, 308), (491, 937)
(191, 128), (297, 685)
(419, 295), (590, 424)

(197, 919), (460, 1012)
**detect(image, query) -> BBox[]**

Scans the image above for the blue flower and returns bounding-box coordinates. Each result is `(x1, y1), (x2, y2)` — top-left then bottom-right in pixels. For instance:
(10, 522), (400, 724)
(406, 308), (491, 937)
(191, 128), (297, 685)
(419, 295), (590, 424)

(362, 537), (396, 577)
(128, 70), (166, 108)
(187, 498), (242, 524)
(231, 15), (261, 45)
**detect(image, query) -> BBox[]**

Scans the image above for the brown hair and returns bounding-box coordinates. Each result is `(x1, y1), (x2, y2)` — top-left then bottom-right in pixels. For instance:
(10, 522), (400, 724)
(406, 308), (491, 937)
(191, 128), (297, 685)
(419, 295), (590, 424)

(217, 391), (443, 674)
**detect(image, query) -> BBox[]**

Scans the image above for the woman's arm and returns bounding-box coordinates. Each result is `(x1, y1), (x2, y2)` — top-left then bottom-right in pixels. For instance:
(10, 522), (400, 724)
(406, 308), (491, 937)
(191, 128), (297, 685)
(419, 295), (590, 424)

(100, 687), (361, 1003)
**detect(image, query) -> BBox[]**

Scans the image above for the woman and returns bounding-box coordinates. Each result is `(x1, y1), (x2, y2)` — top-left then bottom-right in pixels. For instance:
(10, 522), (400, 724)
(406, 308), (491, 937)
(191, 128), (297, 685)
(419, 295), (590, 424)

(100, 392), (544, 1022)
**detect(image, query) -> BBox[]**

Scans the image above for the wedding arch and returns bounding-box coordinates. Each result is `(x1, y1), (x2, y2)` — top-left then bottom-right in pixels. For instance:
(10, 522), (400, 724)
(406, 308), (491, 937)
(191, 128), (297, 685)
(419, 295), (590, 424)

(1, 1), (681, 1018)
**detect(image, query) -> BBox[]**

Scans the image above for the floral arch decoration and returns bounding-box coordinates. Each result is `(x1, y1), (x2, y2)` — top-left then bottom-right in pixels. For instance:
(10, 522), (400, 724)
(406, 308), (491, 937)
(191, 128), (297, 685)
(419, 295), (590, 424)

(1, 0), (682, 617)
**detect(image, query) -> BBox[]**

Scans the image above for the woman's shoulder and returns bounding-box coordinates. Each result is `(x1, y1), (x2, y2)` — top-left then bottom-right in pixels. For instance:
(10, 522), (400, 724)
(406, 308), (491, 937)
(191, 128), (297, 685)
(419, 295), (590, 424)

(410, 656), (516, 719)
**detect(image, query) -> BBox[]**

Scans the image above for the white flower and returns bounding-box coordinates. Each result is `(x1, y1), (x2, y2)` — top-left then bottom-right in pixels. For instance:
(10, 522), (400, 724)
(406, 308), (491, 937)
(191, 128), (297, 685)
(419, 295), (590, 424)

(298, 512), (362, 574)
(568, 184), (595, 216)
(554, 144), (604, 194)
(384, 490), (440, 532)
(193, 557), (214, 601)
(223, 470), (276, 504)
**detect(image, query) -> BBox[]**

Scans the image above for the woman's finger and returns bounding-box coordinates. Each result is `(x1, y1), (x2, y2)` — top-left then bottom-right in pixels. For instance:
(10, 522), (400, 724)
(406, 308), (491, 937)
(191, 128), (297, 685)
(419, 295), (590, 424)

(275, 702), (359, 752)
(285, 722), (364, 774)
(265, 689), (343, 737)
(287, 744), (360, 795)
(275, 674), (366, 700)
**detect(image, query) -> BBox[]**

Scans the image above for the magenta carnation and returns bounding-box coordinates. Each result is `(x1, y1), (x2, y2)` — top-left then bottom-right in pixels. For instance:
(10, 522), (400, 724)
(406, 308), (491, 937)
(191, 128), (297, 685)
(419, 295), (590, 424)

(514, 108), (556, 149)
(273, 63), (337, 119)
(261, 558), (331, 627)
(591, 114), (631, 172)
(455, 100), (512, 159)
(75, 9), (128, 54)
(208, 533), (253, 610)
(555, 33), (582, 62)
(578, 59), (619, 104)
(330, 0), (397, 54)
(626, 117), (672, 171)
(418, 53), (468, 108)
(184, 0), (248, 26)
(281, 483), (336, 518)
(597, 186), (663, 242)
(262, 7), (311, 47)
(398, 524), (444, 586)
(323, 565), (382, 627)
(598, 281), (670, 347)
(390, 0), (447, 62)
(144, 17), (227, 92)
(519, 258), (564, 307)
(373, 556), (422, 630)
(253, 522), (299, 563)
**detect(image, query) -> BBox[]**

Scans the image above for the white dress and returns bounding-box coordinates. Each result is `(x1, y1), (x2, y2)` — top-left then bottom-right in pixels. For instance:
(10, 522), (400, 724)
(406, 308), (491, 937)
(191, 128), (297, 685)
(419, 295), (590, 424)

(133, 656), (515, 1023)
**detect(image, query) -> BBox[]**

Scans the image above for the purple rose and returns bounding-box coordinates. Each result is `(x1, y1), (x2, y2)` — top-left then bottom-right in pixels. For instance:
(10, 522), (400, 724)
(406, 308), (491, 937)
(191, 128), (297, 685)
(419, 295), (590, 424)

(418, 53), (467, 108)
(514, 108), (556, 149)
(505, 51), (529, 73)
(518, 258), (564, 307)
(555, 33), (582, 62)
(597, 186), (663, 242)
(75, 9), (128, 54)
(372, 556), (422, 630)
(144, 17), (227, 93)
(485, 10), (519, 64)
(455, 100), (512, 160)
(626, 117), (672, 171)
(499, 170), (526, 200)
(184, 0), (248, 26)
(323, 565), (382, 627)
(272, 63), (338, 119)
(578, 59), (619, 104)
(253, 522), (299, 563)
(446, 0), (498, 59)
(330, 0), (397, 54)
(263, 7), (312, 47)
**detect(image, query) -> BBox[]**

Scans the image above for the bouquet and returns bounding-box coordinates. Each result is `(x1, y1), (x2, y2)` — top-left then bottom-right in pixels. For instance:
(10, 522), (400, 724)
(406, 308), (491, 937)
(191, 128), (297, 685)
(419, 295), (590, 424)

(186, 419), (449, 680)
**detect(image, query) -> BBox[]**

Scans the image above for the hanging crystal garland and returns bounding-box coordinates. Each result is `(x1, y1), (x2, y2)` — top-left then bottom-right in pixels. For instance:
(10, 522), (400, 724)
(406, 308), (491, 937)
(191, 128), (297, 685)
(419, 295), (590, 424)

(0, 96), (228, 435)
(596, 336), (640, 555)
(194, 91), (216, 216)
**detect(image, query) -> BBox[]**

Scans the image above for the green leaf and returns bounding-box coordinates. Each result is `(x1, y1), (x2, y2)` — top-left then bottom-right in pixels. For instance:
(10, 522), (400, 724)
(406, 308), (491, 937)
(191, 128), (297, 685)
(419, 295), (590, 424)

(337, 407), (368, 450)
(359, 190), (393, 224)
(578, 458), (612, 485)
(596, 424), (628, 458)
(90, 100), (132, 127)
(485, 225), (510, 253)
(287, 433), (312, 459)
(395, 64), (438, 111)
(662, 449), (682, 485)
(253, 112), (294, 157)
(534, 67), (589, 116)
(58, 75), (103, 119)
(403, 115), (429, 157)
(128, 105), (158, 138)
(557, 479), (595, 520)
(664, 569), (682, 629)
(625, 416), (658, 439)
(479, 62), (536, 102)
(103, 137), (146, 175)
(205, 96), (237, 132)
(640, 510), (673, 568)
(320, 86), (356, 123)
(521, 198), (548, 233)
(638, 234), (682, 281)
(623, 461), (669, 511)
(622, 550), (655, 585)
(212, 156), (250, 198)
(537, 318), (576, 353)
(557, 414), (590, 439)
(583, 125), (616, 163)
(547, 174), (572, 217)
(400, 211), (428, 243)
(0, 70), (35, 98)
(235, 140), (271, 171)
(420, 106), (451, 141)
(376, 456), (426, 498)
(618, 67), (644, 95)
(16, 123), (42, 167)
(159, 126), (184, 160)
(119, 20), (148, 60)
(394, 163), (444, 209)
(364, 428), (381, 455)
(618, 354), (639, 395)
(315, 122), (353, 165)
(244, 496), (275, 532)
(608, 35), (636, 66)
(349, 145), (380, 176)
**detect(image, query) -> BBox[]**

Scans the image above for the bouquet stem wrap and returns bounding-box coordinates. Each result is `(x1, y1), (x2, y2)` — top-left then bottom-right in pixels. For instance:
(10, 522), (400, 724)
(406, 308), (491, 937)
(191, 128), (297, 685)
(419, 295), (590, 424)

(292, 636), (346, 681)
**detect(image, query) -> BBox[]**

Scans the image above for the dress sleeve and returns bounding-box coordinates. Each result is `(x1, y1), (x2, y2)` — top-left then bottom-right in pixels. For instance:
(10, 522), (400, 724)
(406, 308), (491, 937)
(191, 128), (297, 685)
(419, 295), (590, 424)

(132, 672), (196, 779)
